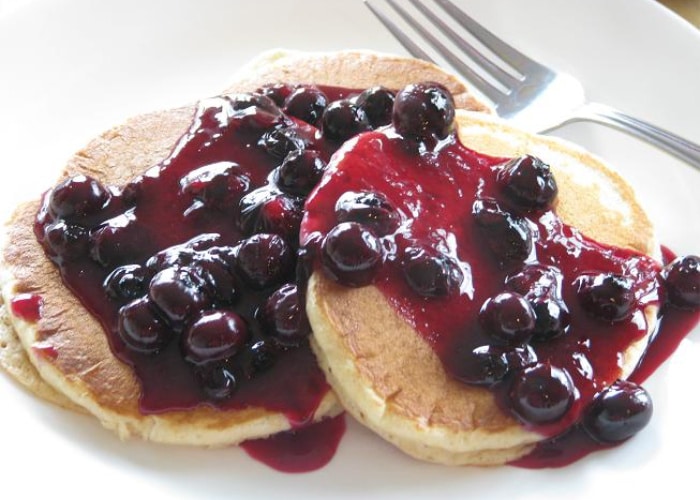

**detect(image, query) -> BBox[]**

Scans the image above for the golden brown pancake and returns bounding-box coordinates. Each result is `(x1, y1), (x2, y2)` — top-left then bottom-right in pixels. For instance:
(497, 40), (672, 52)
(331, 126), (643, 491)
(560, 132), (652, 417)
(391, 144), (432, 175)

(0, 50), (489, 445)
(306, 110), (660, 465)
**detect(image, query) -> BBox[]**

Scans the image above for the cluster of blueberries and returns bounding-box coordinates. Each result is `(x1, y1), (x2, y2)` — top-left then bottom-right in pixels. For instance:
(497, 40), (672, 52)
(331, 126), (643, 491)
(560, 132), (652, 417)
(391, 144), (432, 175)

(35, 79), (699, 438)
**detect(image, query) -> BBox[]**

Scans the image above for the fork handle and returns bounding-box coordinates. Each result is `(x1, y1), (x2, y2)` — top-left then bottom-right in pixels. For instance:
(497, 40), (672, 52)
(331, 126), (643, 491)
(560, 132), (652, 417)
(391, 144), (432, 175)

(569, 102), (700, 170)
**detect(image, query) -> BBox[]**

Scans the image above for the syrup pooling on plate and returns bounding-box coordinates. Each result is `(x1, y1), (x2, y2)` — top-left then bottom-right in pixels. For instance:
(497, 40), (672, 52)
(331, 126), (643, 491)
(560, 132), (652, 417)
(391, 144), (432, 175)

(301, 83), (700, 454)
(34, 83), (396, 417)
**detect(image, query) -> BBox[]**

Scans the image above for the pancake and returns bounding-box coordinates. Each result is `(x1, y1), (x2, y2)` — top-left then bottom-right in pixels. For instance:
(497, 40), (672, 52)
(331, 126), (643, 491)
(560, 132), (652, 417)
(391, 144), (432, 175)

(0, 50), (489, 445)
(305, 109), (661, 465)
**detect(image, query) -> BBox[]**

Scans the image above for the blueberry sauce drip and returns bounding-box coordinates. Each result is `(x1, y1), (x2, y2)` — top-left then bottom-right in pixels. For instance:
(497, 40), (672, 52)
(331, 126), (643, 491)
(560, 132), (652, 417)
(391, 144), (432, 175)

(301, 83), (699, 463)
(34, 84), (391, 421)
(241, 413), (346, 473)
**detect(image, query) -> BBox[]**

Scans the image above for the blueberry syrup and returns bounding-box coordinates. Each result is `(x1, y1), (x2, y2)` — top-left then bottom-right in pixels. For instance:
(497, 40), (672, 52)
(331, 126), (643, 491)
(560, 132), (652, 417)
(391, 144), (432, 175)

(10, 293), (42, 322)
(33, 84), (388, 426)
(301, 83), (699, 466)
(241, 413), (346, 473)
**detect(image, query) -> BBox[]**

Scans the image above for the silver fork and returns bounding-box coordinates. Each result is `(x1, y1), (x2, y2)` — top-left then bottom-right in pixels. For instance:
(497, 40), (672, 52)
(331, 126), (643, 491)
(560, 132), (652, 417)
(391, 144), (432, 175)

(365, 0), (700, 170)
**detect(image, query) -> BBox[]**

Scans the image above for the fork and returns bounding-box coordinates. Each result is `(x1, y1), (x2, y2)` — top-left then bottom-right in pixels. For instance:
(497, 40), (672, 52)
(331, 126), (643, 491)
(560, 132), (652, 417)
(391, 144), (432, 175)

(365, 0), (700, 170)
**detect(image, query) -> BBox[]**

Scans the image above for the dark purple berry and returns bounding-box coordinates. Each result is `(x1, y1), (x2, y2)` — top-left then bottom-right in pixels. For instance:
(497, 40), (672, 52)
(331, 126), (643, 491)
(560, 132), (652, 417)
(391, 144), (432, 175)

(473, 198), (533, 265)
(230, 92), (279, 113)
(575, 273), (636, 322)
(104, 264), (149, 301)
(257, 83), (295, 107)
(335, 191), (400, 235)
(321, 100), (370, 142)
(260, 126), (307, 160)
(454, 345), (509, 385)
(662, 255), (700, 309)
(321, 222), (383, 287)
(180, 161), (250, 208)
(497, 155), (558, 211)
(260, 283), (311, 347)
(146, 244), (197, 275)
(505, 265), (561, 298)
(276, 149), (326, 196)
(247, 340), (277, 375)
(236, 233), (293, 289)
(504, 344), (538, 371)
(283, 86), (328, 125)
(479, 292), (536, 344)
(48, 175), (110, 221)
(530, 297), (570, 341)
(90, 215), (147, 267)
(43, 220), (89, 258)
(256, 195), (304, 243)
(583, 380), (653, 443)
(392, 82), (456, 143)
(509, 363), (574, 425)
(190, 256), (238, 305)
(148, 267), (211, 324)
(402, 249), (463, 297)
(118, 297), (171, 353)
(183, 310), (250, 365)
(229, 93), (283, 131)
(356, 86), (395, 128)
(196, 363), (238, 400)
(239, 189), (304, 243)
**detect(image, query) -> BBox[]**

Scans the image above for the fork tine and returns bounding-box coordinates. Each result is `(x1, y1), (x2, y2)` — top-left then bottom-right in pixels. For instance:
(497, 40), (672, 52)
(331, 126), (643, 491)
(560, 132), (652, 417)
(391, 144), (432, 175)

(373, 0), (505, 103)
(433, 0), (544, 73)
(407, 0), (519, 91)
(364, 0), (436, 63)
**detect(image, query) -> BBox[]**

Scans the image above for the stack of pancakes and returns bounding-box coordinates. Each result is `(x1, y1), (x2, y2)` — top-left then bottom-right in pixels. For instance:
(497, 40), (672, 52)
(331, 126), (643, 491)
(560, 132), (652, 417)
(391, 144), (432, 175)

(0, 50), (659, 464)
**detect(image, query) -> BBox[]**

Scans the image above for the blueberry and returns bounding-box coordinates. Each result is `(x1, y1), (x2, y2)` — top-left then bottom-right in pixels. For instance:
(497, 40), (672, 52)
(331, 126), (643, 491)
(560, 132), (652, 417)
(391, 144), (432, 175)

(530, 297), (570, 341)
(90, 214), (147, 267)
(182, 310), (250, 365)
(190, 256), (238, 305)
(662, 255), (700, 309)
(334, 191), (400, 235)
(454, 345), (509, 386)
(257, 83), (295, 107)
(195, 363), (238, 400)
(239, 189), (304, 244)
(48, 174), (110, 221)
(321, 222), (383, 287)
(275, 149), (327, 196)
(575, 273), (636, 322)
(321, 100), (370, 142)
(260, 283), (311, 347)
(229, 92), (283, 131)
(402, 249), (463, 297)
(104, 264), (149, 301)
(392, 82), (456, 143)
(497, 155), (558, 211)
(236, 233), (293, 289)
(43, 220), (89, 259)
(179, 161), (250, 208)
(583, 380), (653, 443)
(260, 126), (307, 160)
(505, 265), (561, 298)
(472, 198), (533, 265)
(356, 86), (395, 128)
(118, 297), (171, 354)
(479, 292), (536, 344)
(148, 267), (211, 324)
(283, 86), (328, 125)
(509, 363), (575, 425)
(246, 340), (277, 376)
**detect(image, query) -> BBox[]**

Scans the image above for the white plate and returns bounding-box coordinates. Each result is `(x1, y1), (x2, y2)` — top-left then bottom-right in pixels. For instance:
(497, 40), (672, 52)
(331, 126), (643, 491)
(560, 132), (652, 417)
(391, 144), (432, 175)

(0, 0), (698, 498)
